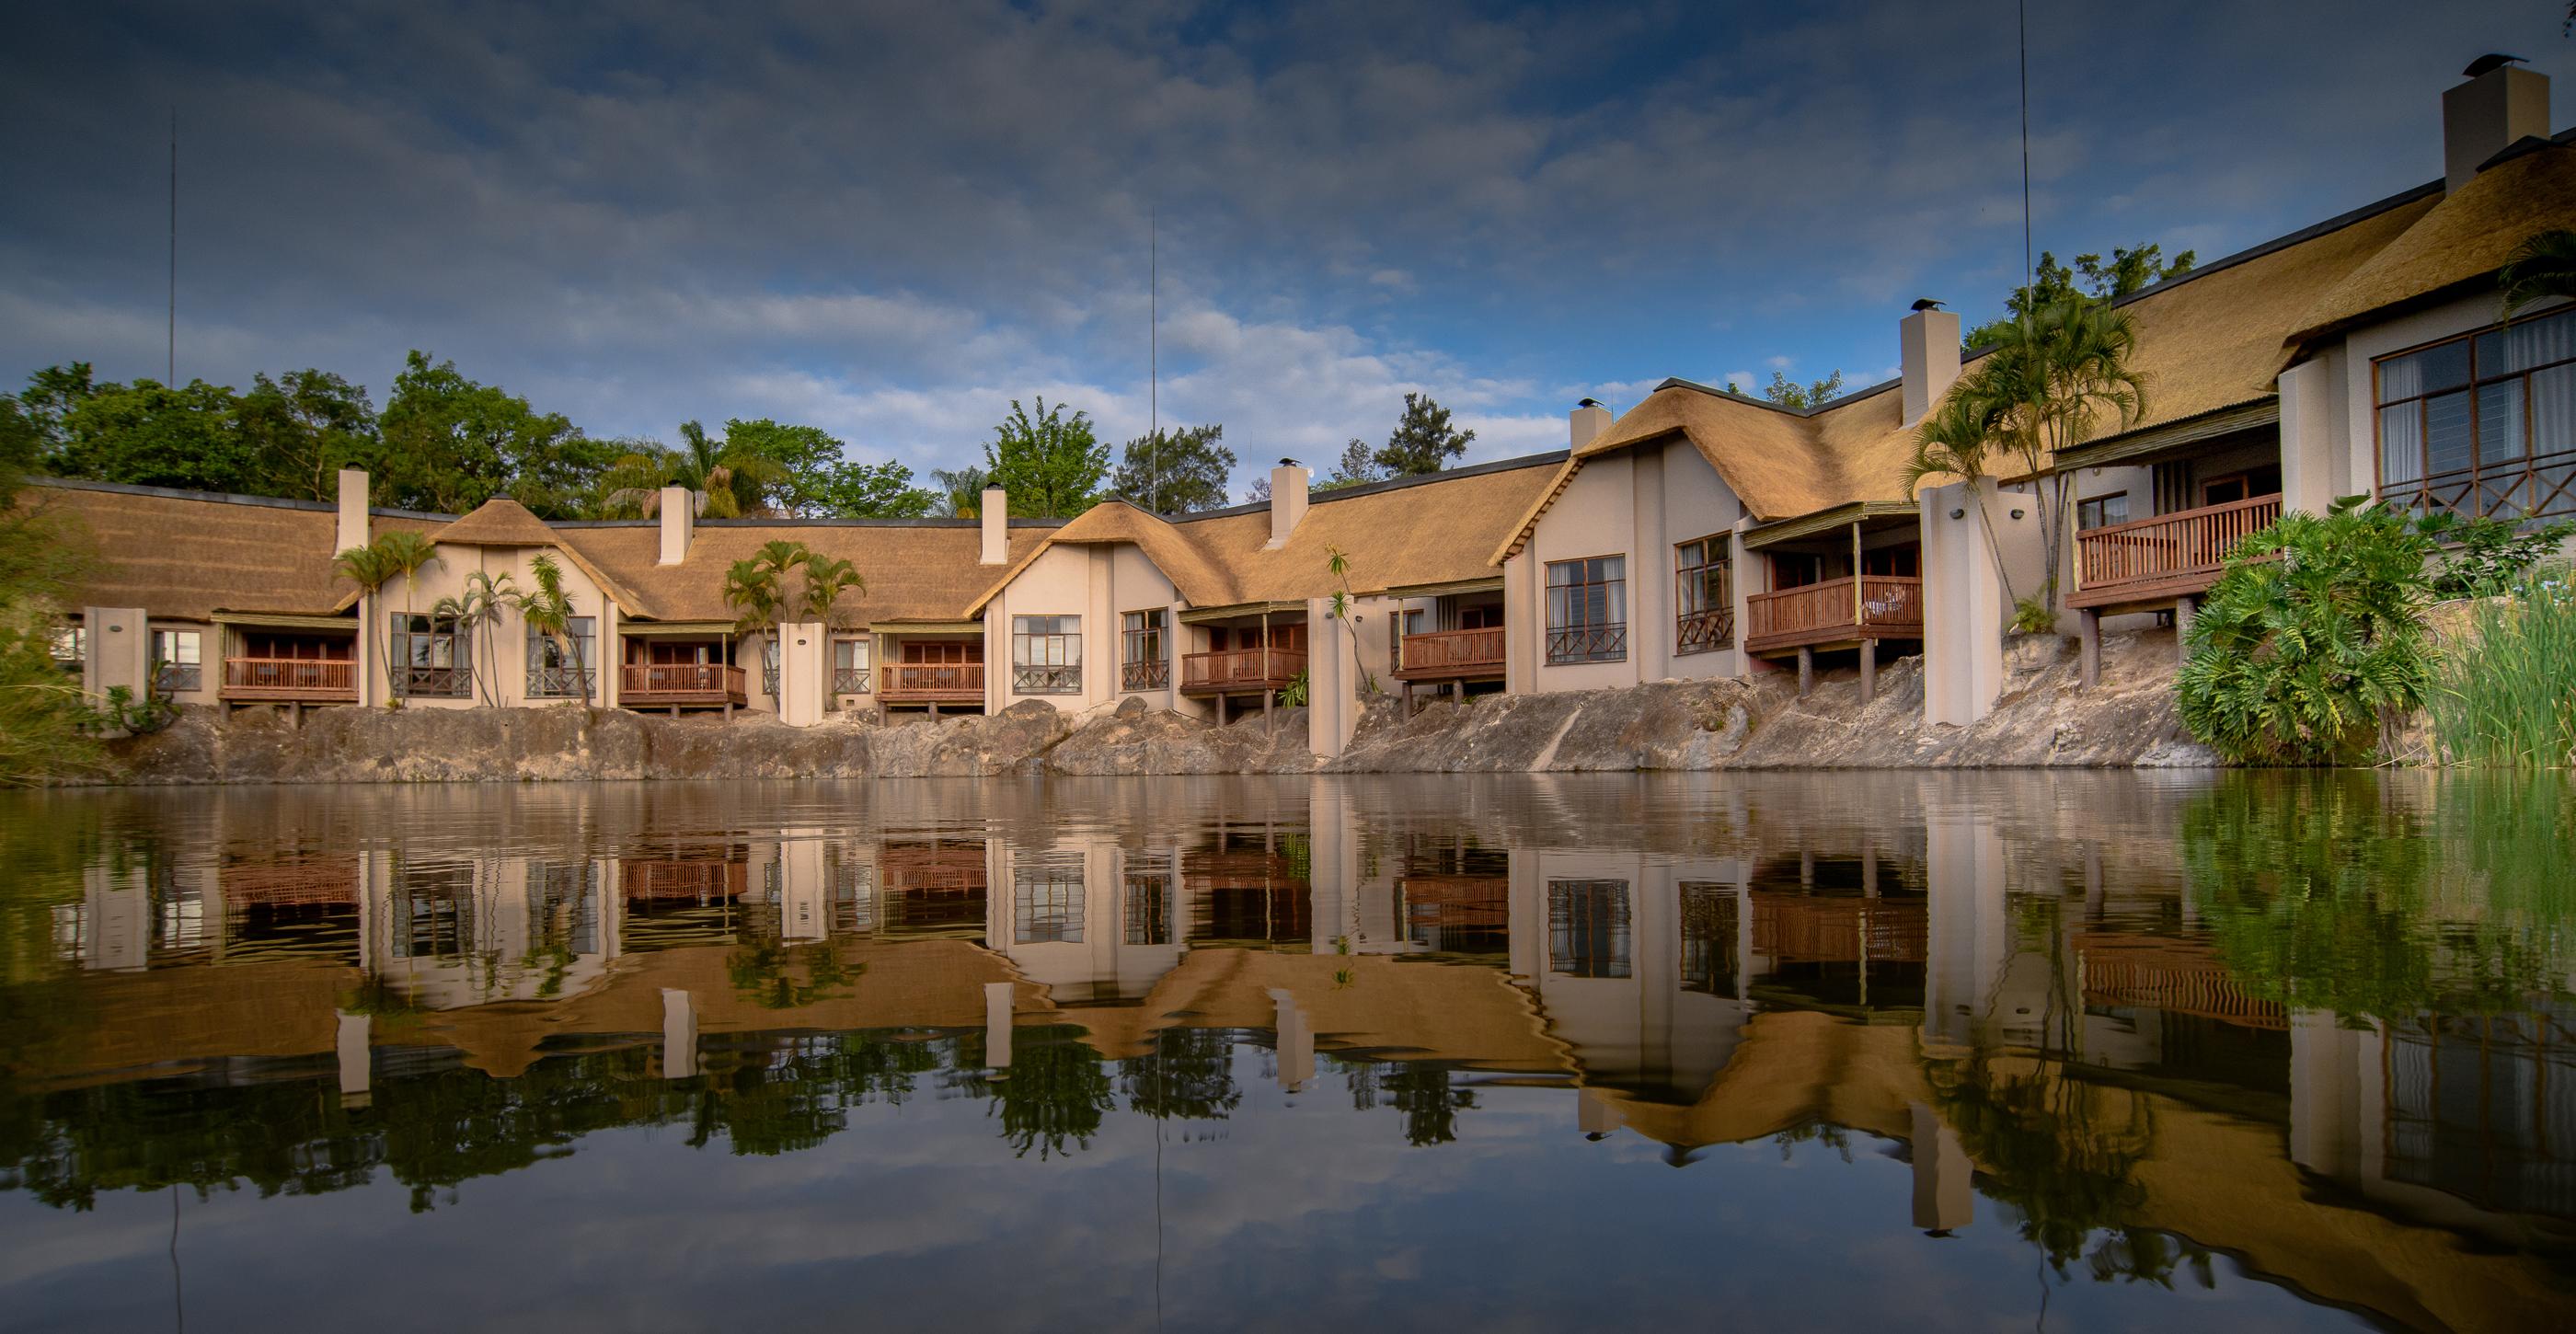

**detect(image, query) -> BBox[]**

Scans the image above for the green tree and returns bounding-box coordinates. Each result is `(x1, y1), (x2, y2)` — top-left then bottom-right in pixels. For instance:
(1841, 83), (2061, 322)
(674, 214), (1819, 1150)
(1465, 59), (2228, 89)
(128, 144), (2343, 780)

(2500, 228), (2576, 316)
(983, 397), (1108, 517)
(1317, 438), (1382, 491)
(1726, 369), (1846, 408)
(1109, 423), (1234, 513)
(429, 569), (517, 707)
(1964, 243), (2196, 347)
(376, 351), (605, 518)
(930, 466), (990, 518)
(2176, 498), (2437, 765)
(13, 363), (98, 466)
(1372, 392), (1473, 477)
(52, 377), (260, 493)
(510, 553), (591, 704)
(808, 459), (938, 519)
(719, 418), (844, 516)
(0, 473), (100, 783)
(237, 369), (380, 502)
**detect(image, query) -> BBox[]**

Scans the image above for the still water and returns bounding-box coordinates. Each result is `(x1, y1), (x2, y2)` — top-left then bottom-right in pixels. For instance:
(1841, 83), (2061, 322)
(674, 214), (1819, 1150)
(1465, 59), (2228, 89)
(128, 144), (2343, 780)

(0, 773), (2570, 1332)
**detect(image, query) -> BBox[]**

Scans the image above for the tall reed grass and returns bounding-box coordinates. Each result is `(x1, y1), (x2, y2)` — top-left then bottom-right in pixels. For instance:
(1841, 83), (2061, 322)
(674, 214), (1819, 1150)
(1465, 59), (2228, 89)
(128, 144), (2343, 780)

(2429, 572), (2576, 768)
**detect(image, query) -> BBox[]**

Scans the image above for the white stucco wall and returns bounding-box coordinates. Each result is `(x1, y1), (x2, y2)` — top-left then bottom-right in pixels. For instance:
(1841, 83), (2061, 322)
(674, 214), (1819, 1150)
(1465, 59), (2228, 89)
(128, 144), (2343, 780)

(1512, 438), (1750, 694)
(370, 544), (623, 710)
(986, 541), (1182, 714)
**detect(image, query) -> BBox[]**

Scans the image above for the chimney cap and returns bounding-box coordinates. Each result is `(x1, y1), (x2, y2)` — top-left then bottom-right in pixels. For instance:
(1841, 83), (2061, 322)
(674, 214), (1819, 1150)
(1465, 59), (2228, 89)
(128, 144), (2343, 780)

(1910, 297), (1946, 312)
(2463, 53), (2527, 77)
(1577, 397), (1603, 408)
(1278, 457), (1300, 467)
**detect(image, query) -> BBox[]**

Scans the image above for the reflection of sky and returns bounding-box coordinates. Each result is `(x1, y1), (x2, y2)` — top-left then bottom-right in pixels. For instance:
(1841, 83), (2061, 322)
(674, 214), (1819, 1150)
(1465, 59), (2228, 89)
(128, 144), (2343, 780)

(0, 1052), (2365, 1334)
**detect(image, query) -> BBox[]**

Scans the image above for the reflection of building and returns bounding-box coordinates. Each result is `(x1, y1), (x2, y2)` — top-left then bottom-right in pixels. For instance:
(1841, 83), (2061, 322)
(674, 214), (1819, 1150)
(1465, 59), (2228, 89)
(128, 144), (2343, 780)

(357, 850), (625, 1009)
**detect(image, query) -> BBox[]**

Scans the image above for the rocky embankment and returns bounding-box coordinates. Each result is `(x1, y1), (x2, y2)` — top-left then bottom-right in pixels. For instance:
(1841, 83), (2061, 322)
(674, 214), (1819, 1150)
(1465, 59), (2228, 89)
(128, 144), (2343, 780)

(91, 624), (2216, 785)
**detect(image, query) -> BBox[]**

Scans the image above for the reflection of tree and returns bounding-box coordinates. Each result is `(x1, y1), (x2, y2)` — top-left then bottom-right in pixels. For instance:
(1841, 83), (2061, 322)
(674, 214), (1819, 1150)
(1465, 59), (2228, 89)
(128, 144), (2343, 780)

(1119, 1026), (1240, 1121)
(964, 1025), (1111, 1160)
(689, 1032), (949, 1156)
(724, 940), (858, 1010)
(2181, 774), (2574, 1019)
(1334, 1055), (1476, 1146)
(1922, 1054), (2172, 1279)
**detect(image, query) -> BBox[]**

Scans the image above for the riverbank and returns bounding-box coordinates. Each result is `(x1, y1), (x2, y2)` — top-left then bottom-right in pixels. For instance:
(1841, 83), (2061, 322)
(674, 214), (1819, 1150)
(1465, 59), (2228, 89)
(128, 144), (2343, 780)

(81, 621), (2227, 784)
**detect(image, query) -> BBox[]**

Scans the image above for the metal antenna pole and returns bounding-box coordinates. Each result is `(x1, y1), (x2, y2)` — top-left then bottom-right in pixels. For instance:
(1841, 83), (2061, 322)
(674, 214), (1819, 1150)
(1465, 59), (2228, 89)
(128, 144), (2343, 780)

(168, 108), (178, 384)
(1150, 204), (1159, 513)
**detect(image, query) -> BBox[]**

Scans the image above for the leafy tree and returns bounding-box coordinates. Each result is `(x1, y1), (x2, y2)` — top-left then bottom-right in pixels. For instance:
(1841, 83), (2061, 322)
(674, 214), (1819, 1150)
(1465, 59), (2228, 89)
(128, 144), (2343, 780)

(1109, 423), (1234, 513)
(376, 351), (604, 518)
(2176, 498), (2437, 764)
(0, 477), (100, 783)
(983, 397), (1108, 517)
(2413, 510), (2576, 598)
(806, 459), (938, 519)
(1372, 392), (1473, 477)
(931, 466), (989, 518)
(237, 369), (380, 502)
(510, 553), (591, 704)
(52, 377), (260, 493)
(1726, 369), (1846, 408)
(2500, 228), (2576, 316)
(1317, 438), (1382, 491)
(720, 418), (843, 516)
(1903, 377), (2041, 630)
(1964, 243), (2196, 348)
(13, 363), (98, 464)
(428, 569), (517, 707)
(1242, 475), (1272, 503)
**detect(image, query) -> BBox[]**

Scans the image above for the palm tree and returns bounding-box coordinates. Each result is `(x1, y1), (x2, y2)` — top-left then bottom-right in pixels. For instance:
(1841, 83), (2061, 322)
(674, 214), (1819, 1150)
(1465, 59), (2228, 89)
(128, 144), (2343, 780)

(511, 553), (589, 705)
(1904, 389), (2023, 618)
(332, 543), (397, 703)
(2501, 229), (2576, 316)
(431, 569), (517, 706)
(1966, 295), (2147, 620)
(721, 558), (785, 693)
(799, 555), (864, 625)
(670, 420), (789, 518)
(931, 466), (989, 518)
(333, 530), (443, 707)
(1323, 546), (1379, 699)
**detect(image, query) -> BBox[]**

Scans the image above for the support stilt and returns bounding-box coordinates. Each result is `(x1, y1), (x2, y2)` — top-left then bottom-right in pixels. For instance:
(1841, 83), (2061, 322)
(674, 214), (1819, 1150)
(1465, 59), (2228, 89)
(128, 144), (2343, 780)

(2173, 595), (2199, 668)
(1797, 646), (1813, 696)
(1859, 638), (1877, 704)
(2077, 608), (2101, 689)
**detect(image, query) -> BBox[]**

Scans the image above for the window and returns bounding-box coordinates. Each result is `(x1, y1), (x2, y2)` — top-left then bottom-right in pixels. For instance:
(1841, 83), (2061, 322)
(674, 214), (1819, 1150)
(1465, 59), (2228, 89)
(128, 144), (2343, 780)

(1013, 853), (1083, 944)
(524, 616), (595, 698)
(1770, 552), (1824, 589)
(391, 613), (471, 697)
(1674, 536), (1732, 655)
(2076, 492), (2131, 531)
(1121, 610), (1168, 691)
(1011, 615), (1082, 694)
(50, 624), (85, 675)
(1860, 544), (1920, 577)
(1547, 879), (1631, 978)
(1122, 850), (1175, 945)
(833, 638), (871, 694)
(151, 628), (202, 693)
(1544, 556), (1627, 664)
(1679, 883), (1740, 997)
(2376, 306), (2576, 520)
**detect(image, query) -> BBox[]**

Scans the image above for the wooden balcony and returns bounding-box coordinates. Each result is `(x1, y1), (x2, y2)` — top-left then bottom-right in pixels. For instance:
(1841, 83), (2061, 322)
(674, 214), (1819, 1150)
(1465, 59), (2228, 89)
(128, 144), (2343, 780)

(2070, 493), (2281, 611)
(1744, 576), (1924, 656)
(220, 657), (358, 703)
(1392, 627), (1505, 682)
(620, 662), (747, 707)
(880, 661), (985, 703)
(1181, 647), (1305, 695)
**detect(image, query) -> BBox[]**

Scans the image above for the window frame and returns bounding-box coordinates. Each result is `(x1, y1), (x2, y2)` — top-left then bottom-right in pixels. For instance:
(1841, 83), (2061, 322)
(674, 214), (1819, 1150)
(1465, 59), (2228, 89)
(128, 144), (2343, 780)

(150, 627), (202, 693)
(832, 637), (872, 695)
(2373, 306), (2576, 522)
(390, 612), (473, 698)
(1544, 554), (1627, 665)
(1010, 614), (1083, 695)
(1673, 535), (1733, 656)
(523, 615), (596, 699)
(2076, 491), (2131, 532)
(1120, 609), (1168, 692)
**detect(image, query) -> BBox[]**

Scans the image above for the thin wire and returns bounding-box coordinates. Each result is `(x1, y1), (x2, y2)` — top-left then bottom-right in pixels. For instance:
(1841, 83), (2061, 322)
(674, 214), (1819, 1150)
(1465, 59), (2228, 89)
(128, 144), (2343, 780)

(167, 108), (177, 385)
(169, 1184), (184, 1334)
(2017, 0), (2033, 322)
(1150, 204), (1159, 515)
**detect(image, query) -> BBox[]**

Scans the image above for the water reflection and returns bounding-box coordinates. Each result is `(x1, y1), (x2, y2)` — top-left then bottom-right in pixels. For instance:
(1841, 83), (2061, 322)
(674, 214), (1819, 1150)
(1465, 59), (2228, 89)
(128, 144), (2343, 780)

(1, 773), (2571, 1331)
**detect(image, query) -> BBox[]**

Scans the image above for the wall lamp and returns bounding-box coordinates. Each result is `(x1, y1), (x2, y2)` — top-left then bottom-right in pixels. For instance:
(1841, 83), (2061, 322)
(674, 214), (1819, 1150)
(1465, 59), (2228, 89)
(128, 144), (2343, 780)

(1948, 508), (1964, 520)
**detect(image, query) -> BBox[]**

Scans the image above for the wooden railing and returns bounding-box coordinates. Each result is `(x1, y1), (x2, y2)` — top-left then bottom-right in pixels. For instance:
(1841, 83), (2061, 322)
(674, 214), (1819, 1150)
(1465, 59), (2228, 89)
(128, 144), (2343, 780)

(880, 661), (985, 699)
(1121, 659), (1170, 691)
(220, 657), (357, 701)
(620, 662), (747, 702)
(1395, 627), (1505, 678)
(832, 667), (871, 695)
(1181, 647), (1305, 691)
(2074, 493), (2281, 604)
(1744, 576), (1923, 652)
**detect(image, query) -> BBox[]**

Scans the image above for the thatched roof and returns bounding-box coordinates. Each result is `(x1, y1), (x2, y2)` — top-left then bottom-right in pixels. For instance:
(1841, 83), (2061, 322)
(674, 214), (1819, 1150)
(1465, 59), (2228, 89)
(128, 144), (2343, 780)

(971, 454), (1564, 614)
(561, 521), (1056, 626)
(19, 480), (362, 620)
(431, 496), (560, 546)
(2287, 137), (2576, 351)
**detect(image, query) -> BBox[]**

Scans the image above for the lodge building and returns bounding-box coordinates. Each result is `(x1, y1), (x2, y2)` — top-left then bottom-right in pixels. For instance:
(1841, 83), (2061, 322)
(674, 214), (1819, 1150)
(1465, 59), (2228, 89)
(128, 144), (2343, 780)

(29, 59), (2576, 749)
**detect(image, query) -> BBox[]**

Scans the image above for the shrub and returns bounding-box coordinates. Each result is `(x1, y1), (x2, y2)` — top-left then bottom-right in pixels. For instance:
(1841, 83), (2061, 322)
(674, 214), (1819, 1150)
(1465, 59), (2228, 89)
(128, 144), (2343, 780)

(2429, 569), (2576, 768)
(2414, 512), (2576, 597)
(2176, 498), (2436, 765)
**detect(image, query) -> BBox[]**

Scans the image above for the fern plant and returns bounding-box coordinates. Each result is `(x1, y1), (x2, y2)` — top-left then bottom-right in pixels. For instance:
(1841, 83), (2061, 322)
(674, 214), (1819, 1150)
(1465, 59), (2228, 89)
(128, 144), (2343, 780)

(2175, 497), (2437, 765)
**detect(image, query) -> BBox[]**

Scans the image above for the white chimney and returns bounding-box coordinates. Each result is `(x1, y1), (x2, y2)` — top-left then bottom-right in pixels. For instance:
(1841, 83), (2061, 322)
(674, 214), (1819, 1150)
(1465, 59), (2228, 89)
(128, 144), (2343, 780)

(657, 485), (694, 565)
(2444, 57), (2550, 194)
(979, 486), (1008, 565)
(1265, 461), (1309, 548)
(1569, 398), (1613, 450)
(1901, 305), (1963, 425)
(335, 467), (370, 554)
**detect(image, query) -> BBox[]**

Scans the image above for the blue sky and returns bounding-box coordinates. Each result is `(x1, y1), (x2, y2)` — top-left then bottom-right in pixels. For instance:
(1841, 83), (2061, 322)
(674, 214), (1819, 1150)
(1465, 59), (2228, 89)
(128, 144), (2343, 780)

(4, 1), (2572, 496)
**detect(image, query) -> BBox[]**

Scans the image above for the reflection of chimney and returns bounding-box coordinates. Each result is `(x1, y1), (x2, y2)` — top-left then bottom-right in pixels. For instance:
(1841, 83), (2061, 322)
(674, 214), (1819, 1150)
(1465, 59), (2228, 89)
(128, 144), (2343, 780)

(2444, 56), (2550, 194)
(337, 1010), (373, 1107)
(980, 487), (1008, 565)
(1265, 461), (1310, 549)
(657, 486), (694, 565)
(661, 988), (698, 1079)
(1270, 987), (1315, 1091)
(336, 468), (370, 554)
(1909, 1103), (1973, 1233)
(984, 981), (1016, 1070)
(1569, 397), (1613, 450)
(1901, 304), (1962, 425)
